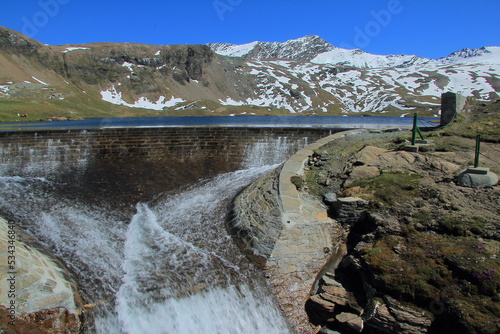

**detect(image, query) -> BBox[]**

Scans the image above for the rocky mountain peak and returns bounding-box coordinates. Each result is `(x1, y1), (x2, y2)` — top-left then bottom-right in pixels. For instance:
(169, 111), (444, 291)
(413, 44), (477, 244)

(210, 35), (500, 69)
(437, 46), (500, 65)
(446, 47), (489, 59)
(208, 35), (335, 61)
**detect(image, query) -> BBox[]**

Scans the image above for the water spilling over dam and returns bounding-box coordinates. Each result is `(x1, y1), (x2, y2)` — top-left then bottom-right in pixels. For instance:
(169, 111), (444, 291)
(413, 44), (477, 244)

(0, 126), (335, 333)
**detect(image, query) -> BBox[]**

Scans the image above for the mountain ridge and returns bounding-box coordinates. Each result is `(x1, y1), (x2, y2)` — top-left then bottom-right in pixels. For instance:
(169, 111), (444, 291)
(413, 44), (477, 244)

(208, 35), (500, 68)
(0, 26), (499, 121)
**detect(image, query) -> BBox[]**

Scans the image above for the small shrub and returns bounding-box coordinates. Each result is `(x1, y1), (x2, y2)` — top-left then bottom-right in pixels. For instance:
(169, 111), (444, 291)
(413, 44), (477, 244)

(290, 176), (303, 190)
(439, 215), (486, 236)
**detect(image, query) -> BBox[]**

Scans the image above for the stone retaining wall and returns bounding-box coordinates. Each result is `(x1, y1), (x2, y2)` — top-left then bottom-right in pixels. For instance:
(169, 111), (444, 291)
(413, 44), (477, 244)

(229, 167), (283, 266)
(231, 129), (369, 333)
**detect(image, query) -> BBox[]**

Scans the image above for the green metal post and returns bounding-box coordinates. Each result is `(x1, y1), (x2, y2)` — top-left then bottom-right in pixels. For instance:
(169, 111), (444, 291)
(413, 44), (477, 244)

(412, 113), (418, 145)
(474, 134), (481, 168)
(411, 113), (426, 145)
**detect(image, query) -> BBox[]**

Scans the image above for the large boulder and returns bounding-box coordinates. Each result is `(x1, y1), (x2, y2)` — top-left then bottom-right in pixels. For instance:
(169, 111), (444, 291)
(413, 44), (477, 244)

(354, 146), (389, 166)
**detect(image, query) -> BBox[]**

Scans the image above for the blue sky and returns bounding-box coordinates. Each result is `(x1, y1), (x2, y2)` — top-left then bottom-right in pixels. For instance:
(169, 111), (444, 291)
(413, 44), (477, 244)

(1, 0), (499, 59)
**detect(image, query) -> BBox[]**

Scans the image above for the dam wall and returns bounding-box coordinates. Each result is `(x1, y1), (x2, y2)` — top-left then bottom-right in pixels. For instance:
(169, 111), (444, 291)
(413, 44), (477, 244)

(0, 127), (334, 205)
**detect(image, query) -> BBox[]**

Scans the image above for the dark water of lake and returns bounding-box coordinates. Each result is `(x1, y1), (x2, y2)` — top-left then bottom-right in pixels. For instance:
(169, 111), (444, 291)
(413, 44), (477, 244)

(0, 115), (438, 132)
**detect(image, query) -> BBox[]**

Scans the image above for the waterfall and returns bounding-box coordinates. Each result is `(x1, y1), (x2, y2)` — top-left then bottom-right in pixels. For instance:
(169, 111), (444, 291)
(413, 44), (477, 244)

(95, 170), (290, 333)
(0, 135), (301, 334)
(242, 136), (309, 168)
(0, 136), (91, 177)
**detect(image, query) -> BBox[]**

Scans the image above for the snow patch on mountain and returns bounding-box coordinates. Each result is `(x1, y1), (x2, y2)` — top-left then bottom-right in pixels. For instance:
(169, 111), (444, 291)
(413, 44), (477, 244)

(62, 47), (90, 53)
(101, 86), (185, 110)
(211, 41), (259, 58)
(32, 76), (48, 85)
(122, 62), (135, 72)
(311, 49), (426, 68)
(0, 84), (10, 95)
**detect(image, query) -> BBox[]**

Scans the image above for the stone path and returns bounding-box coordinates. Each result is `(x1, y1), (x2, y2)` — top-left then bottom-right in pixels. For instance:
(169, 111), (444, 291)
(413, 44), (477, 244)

(265, 130), (367, 333)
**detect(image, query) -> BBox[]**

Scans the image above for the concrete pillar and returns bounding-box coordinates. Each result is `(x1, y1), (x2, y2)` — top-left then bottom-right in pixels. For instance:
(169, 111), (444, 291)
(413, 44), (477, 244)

(440, 92), (466, 126)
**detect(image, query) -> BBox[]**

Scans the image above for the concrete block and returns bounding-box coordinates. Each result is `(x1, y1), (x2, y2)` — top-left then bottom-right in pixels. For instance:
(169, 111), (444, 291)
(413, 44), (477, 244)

(457, 168), (498, 188)
(282, 159), (306, 173)
(404, 145), (419, 152)
(280, 182), (299, 198)
(441, 92), (466, 126)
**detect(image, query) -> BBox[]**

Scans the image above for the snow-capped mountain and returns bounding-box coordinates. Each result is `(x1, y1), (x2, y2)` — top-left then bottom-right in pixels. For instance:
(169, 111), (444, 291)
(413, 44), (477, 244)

(437, 46), (500, 65)
(205, 36), (500, 114)
(209, 35), (335, 62)
(209, 36), (428, 68)
(209, 36), (500, 69)
(0, 26), (499, 119)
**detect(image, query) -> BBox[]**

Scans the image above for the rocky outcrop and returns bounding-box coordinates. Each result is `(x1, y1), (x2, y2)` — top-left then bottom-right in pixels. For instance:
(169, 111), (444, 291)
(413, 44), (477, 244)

(307, 133), (499, 333)
(309, 268), (433, 334)
(0, 26), (43, 54)
(61, 43), (214, 86)
(366, 296), (433, 334)
(209, 35), (335, 62)
(0, 306), (81, 334)
(329, 197), (369, 227)
(0, 216), (82, 333)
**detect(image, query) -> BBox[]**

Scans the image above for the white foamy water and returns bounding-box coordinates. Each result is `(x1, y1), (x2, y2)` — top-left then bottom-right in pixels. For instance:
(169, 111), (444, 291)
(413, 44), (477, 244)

(0, 168), (291, 334)
(92, 166), (290, 333)
(0, 137), (91, 177)
(0, 137), (304, 333)
(242, 137), (308, 168)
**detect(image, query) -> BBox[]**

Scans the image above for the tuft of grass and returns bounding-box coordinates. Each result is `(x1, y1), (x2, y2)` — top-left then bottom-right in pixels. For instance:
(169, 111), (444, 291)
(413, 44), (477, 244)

(304, 166), (329, 197)
(346, 171), (421, 205)
(439, 215), (486, 237)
